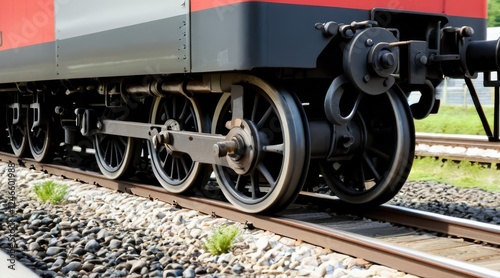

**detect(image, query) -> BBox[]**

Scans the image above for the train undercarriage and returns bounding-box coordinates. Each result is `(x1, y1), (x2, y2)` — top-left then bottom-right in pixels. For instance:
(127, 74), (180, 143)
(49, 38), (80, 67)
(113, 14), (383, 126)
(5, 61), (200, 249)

(3, 19), (500, 214)
(2, 71), (417, 213)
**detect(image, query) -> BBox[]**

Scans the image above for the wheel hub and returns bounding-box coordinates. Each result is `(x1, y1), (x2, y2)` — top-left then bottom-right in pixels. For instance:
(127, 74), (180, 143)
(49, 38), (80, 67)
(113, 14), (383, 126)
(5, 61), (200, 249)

(213, 119), (259, 175)
(163, 119), (181, 155)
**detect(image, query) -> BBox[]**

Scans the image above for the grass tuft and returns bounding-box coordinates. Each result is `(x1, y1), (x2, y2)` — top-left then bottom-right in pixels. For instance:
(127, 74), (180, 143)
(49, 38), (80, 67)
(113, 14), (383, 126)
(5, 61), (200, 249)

(33, 180), (68, 204)
(203, 225), (241, 255)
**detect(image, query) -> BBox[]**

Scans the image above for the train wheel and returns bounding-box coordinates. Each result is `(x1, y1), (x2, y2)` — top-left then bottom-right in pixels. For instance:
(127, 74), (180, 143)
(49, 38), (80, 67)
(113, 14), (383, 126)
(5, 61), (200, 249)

(212, 78), (307, 213)
(94, 106), (141, 179)
(27, 113), (52, 162)
(6, 97), (27, 157)
(148, 94), (208, 193)
(27, 94), (54, 162)
(320, 89), (414, 207)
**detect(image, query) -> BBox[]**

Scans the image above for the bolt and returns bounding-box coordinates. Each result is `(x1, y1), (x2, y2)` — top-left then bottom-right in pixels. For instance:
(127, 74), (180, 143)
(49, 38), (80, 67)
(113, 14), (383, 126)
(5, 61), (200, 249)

(96, 121), (102, 130)
(54, 106), (65, 115)
(380, 52), (395, 69)
(383, 79), (391, 87)
(365, 38), (374, 47)
(342, 135), (355, 148)
(213, 140), (238, 157)
(419, 55), (428, 65)
(363, 75), (371, 83)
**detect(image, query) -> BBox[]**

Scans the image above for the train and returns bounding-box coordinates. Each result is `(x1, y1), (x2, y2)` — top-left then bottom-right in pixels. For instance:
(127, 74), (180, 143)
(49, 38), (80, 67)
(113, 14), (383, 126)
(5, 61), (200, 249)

(1, 0), (499, 213)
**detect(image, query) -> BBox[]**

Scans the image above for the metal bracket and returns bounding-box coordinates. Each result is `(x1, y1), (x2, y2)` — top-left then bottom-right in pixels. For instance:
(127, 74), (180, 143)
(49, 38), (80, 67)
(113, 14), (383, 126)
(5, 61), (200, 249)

(484, 72), (500, 141)
(464, 77), (498, 142)
(29, 102), (41, 130)
(8, 103), (21, 125)
(75, 108), (98, 136)
(324, 75), (363, 125)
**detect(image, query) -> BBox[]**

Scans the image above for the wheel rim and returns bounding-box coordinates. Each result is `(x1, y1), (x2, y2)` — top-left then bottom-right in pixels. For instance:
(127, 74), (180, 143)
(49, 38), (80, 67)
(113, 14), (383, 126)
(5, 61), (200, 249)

(148, 94), (205, 193)
(320, 89), (415, 206)
(212, 78), (306, 213)
(6, 102), (27, 157)
(94, 106), (139, 179)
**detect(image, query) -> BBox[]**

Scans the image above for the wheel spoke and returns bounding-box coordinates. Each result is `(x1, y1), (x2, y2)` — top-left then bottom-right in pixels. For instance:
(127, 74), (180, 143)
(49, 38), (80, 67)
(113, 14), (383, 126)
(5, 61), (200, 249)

(257, 105), (273, 129)
(368, 146), (390, 161)
(184, 113), (193, 125)
(354, 161), (366, 191)
(179, 156), (189, 176)
(257, 163), (276, 187)
(234, 174), (244, 191)
(251, 94), (260, 122)
(118, 136), (127, 147)
(170, 155), (176, 178)
(161, 152), (169, 168)
(172, 96), (177, 118)
(105, 139), (110, 161)
(363, 154), (381, 182)
(115, 140), (124, 161)
(249, 172), (261, 199)
(179, 101), (188, 122)
(262, 143), (284, 154)
(162, 102), (170, 120)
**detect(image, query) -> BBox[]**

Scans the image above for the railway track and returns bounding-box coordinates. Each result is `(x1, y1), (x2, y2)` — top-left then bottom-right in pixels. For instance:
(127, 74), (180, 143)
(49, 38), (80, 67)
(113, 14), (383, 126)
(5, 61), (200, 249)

(2, 151), (500, 277)
(415, 132), (500, 165)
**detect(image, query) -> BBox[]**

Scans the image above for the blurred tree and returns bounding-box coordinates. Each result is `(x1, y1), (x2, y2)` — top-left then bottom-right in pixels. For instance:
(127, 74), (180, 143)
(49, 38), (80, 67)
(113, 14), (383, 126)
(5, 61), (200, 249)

(489, 0), (500, 27)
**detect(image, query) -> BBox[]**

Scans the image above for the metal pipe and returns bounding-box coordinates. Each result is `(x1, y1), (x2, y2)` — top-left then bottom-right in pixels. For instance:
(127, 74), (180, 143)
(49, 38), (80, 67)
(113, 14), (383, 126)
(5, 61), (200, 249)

(123, 79), (215, 97)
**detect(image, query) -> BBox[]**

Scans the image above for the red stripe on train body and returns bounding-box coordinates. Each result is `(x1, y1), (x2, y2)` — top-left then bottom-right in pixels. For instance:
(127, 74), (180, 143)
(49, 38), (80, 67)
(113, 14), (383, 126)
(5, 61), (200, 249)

(190, 0), (487, 19)
(0, 0), (55, 50)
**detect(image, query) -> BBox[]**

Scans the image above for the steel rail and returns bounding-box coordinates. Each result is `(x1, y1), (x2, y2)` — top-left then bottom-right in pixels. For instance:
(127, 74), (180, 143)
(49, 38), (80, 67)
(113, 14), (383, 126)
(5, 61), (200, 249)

(2, 152), (500, 277)
(298, 192), (500, 246)
(415, 132), (500, 164)
(366, 205), (500, 246)
(416, 132), (500, 150)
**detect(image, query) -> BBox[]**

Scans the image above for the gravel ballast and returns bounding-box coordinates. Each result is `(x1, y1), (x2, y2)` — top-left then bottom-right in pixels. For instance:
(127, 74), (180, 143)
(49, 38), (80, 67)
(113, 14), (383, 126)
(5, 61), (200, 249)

(1, 162), (499, 277)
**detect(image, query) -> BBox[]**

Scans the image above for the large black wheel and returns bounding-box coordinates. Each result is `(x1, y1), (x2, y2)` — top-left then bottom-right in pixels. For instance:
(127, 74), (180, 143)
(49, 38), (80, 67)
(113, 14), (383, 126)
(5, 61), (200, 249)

(6, 96), (27, 157)
(212, 77), (308, 213)
(320, 89), (415, 207)
(94, 106), (141, 179)
(148, 95), (208, 193)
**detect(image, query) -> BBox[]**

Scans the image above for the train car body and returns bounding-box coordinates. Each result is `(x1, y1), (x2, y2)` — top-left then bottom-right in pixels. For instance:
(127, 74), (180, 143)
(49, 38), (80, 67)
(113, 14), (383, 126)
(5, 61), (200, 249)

(0, 0), (488, 80)
(1, 0), (498, 213)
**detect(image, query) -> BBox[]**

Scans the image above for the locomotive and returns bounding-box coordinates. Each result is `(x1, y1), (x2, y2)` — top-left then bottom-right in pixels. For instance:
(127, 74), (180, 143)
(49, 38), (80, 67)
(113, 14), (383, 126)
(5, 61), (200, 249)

(1, 0), (498, 213)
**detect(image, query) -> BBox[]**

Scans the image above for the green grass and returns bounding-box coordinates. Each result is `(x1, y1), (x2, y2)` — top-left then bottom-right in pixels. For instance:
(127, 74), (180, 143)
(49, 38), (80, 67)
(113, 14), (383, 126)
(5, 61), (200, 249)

(414, 105), (495, 135)
(408, 157), (500, 192)
(203, 225), (241, 255)
(411, 105), (500, 191)
(33, 180), (68, 204)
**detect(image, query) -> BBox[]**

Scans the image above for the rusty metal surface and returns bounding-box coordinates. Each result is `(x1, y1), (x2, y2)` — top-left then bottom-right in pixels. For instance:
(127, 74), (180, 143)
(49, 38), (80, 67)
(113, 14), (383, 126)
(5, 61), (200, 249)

(2, 151), (500, 277)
